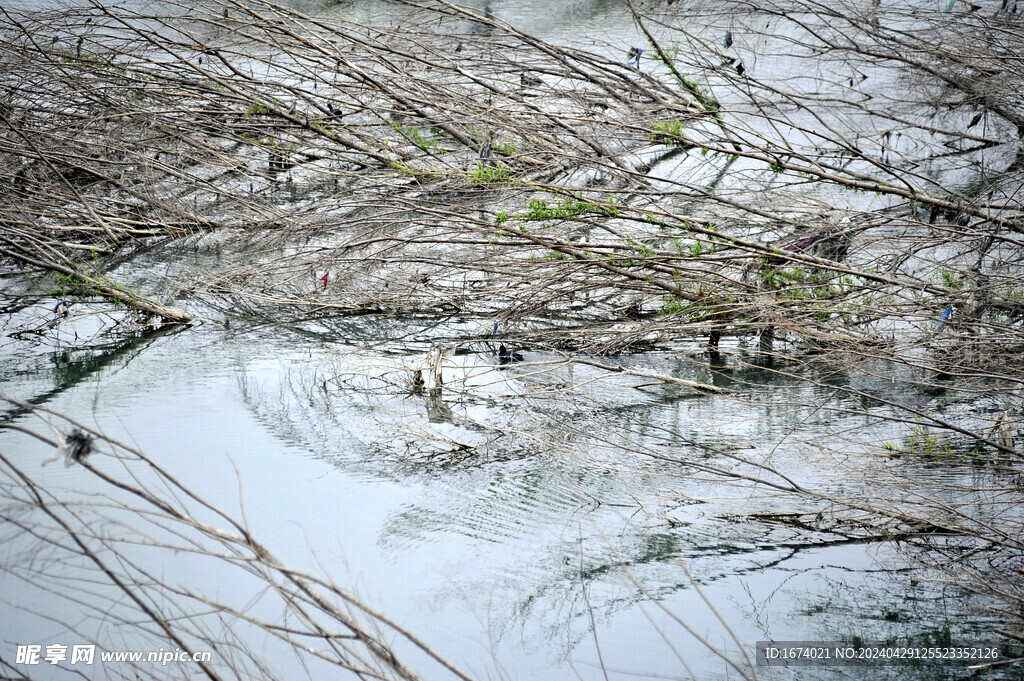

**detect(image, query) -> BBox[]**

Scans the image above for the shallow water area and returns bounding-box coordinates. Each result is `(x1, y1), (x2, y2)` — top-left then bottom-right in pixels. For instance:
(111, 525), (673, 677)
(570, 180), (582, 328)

(2, 311), (1016, 680)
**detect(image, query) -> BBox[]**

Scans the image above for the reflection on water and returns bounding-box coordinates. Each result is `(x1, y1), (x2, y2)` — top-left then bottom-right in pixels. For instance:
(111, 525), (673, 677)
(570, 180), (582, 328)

(220, 325), (1010, 677)
(0, 315), (1015, 679)
(0, 324), (183, 425)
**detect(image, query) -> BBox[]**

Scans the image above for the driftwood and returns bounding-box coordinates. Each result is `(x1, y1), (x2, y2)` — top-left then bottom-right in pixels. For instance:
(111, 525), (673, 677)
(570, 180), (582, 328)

(571, 356), (729, 394)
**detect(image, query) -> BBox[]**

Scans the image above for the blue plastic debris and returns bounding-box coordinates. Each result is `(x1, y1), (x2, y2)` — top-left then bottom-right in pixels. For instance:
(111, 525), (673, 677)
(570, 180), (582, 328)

(938, 304), (953, 329)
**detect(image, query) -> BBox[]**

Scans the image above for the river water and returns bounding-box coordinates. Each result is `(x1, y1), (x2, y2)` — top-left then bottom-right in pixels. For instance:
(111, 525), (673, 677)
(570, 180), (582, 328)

(1, 0), (1020, 680)
(2, 310), (1012, 680)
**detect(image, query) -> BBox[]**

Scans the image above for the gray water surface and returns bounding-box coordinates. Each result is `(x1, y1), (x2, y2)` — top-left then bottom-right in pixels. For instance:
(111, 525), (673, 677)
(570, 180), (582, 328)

(1, 0), (1019, 678)
(1, 316), (1010, 680)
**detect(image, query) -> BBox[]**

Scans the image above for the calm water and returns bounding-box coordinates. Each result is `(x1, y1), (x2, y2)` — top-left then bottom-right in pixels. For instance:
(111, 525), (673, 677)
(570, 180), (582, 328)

(1, 0), (1019, 679)
(1, 312), (1010, 680)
